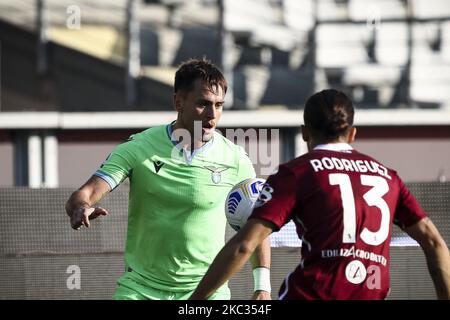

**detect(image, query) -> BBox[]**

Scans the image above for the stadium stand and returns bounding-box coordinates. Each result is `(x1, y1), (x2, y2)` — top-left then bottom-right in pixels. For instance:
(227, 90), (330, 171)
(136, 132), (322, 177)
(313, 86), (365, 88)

(0, 0), (449, 301)
(1, 0), (450, 110)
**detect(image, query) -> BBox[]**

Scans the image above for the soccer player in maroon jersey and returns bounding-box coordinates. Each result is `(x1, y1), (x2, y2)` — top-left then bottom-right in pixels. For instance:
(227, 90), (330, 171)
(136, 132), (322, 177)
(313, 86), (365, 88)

(191, 89), (450, 300)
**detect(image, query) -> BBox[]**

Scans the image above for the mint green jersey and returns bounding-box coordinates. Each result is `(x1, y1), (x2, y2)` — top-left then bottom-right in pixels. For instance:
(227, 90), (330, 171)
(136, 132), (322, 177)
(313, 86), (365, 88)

(95, 124), (255, 292)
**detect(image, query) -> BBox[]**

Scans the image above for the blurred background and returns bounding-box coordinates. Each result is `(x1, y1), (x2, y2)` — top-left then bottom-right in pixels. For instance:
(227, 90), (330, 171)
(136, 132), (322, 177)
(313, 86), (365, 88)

(0, 0), (449, 299)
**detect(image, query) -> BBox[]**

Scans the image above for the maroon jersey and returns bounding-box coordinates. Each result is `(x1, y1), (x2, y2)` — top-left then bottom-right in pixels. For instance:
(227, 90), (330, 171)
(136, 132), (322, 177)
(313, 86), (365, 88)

(250, 143), (427, 300)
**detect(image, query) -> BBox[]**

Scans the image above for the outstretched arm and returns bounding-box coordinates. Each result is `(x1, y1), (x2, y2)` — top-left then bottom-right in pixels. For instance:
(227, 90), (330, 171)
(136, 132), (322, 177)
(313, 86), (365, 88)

(405, 217), (450, 299)
(250, 237), (271, 300)
(65, 176), (111, 229)
(190, 219), (274, 300)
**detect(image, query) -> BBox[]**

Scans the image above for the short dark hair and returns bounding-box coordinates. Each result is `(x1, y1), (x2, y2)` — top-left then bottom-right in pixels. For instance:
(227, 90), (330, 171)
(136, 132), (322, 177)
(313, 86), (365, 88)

(304, 89), (354, 140)
(174, 58), (227, 95)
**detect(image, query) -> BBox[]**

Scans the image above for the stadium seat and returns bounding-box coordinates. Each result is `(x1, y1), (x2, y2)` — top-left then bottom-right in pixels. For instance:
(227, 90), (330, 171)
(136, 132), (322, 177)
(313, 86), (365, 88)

(232, 66), (270, 109)
(252, 23), (299, 51)
(343, 64), (402, 87)
(410, 65), (450, 108)
(170, 0), (218, 28)
(317, 0), (350, 21)
(412, 44), (441, 65)
(412, 0), (450, 18)
(224, 0), (300, 51)
(224, 0), (278, 32)
(412, 22), (441, 60)
(348, 0), (406, 20)
(441, 21), (450, 64)
(317, 24), (371, 67)
(376, 23), (409, 66)
(283, 0), (314, 32)
(155, 27), (183, 66)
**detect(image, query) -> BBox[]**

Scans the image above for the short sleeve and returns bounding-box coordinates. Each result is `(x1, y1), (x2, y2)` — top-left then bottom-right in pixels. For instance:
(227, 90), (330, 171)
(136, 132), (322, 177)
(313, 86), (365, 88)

(236, 147), (256, 182)
(94, 140), (137, 190)
(249, 165), (297, 231)
(394, 176), (428, 229)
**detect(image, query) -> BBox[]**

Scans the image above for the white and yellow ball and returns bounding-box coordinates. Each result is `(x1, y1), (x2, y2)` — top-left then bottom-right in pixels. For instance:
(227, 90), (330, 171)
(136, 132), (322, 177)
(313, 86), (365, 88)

(225, 178), (266, 231)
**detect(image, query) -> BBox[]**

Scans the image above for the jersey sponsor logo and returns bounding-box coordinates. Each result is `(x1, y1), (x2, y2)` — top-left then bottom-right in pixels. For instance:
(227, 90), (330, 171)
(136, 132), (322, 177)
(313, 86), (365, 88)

(255, 183), (274, 208)
(321, 246), (387, 266)
(153, 160), (165, 173)
(345, 260), (367, 284)
(204, 166), (229, 184)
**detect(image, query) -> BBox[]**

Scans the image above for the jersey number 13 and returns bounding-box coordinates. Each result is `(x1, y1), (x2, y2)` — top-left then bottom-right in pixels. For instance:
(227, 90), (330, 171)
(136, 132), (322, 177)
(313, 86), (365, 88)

(329, 173), (390, 246)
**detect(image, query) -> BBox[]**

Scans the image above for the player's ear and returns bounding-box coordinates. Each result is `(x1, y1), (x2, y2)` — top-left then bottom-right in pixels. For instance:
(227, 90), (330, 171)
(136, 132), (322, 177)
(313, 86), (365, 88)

(347, 127), (357, 144)
(301, 125), (310, 142)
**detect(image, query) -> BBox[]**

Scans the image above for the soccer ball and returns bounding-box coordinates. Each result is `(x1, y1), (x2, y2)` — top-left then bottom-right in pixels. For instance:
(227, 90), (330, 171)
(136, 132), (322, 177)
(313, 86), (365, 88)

(225, 178), (266, 231)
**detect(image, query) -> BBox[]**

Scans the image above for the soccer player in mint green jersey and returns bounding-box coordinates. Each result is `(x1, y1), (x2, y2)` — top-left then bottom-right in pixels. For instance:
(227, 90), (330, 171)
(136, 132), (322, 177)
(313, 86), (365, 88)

(65, 58), (271, 300)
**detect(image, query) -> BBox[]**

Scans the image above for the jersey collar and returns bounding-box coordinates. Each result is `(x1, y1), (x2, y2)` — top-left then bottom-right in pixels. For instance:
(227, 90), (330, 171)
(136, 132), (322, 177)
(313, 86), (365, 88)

(166, 121), (214, 164)
(313, 143), (353, 152)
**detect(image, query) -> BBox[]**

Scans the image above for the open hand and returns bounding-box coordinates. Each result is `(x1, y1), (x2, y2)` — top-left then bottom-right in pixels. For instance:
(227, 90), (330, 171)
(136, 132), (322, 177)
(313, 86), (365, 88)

(70, 207), (108, 230)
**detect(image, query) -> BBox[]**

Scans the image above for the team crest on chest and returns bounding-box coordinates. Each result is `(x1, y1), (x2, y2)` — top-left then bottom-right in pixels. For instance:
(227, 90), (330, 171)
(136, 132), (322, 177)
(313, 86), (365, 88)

(204, 166), (229, 184)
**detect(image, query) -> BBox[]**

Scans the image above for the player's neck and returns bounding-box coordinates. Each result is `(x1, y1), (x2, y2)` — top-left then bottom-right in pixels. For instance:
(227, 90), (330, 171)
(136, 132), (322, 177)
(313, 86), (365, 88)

(190, 140), (205, 151)
(309, 138), (349, 151)
(171, 122), (206, 151)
